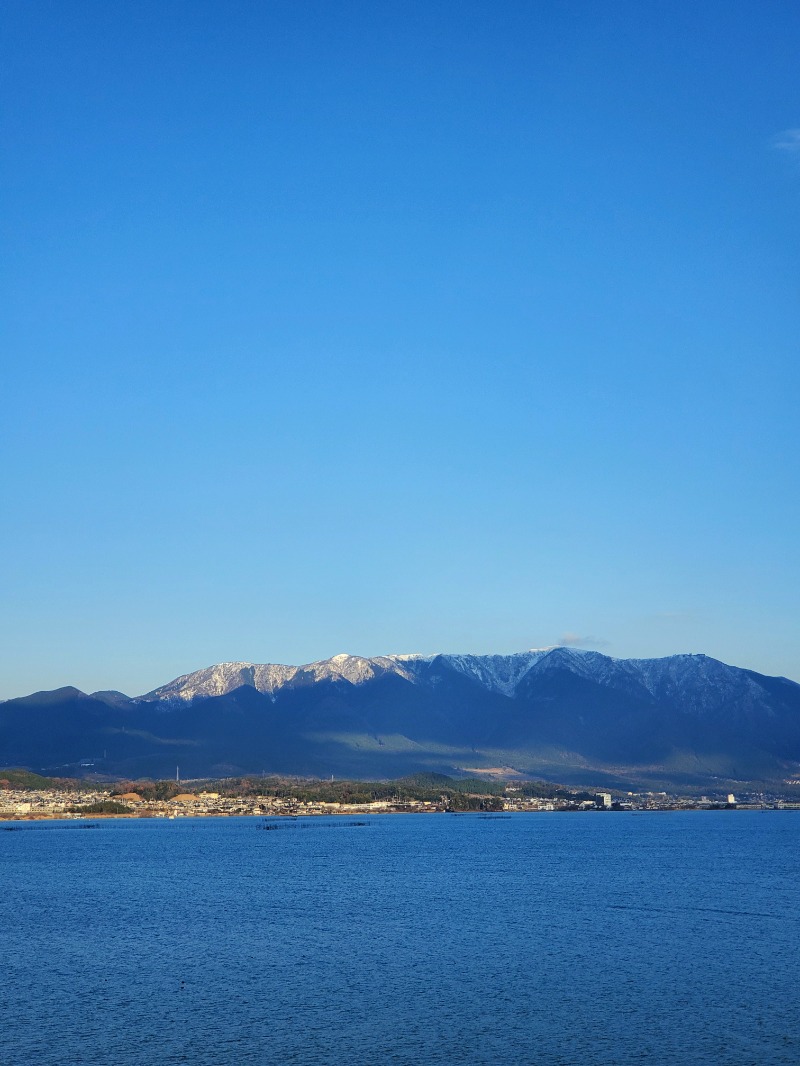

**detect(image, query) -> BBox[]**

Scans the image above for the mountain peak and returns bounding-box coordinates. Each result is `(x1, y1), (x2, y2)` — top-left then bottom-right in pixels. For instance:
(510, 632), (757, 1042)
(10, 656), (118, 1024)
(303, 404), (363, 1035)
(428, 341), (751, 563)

(5, 648), (799, 787)
(139, 647), (796, 709)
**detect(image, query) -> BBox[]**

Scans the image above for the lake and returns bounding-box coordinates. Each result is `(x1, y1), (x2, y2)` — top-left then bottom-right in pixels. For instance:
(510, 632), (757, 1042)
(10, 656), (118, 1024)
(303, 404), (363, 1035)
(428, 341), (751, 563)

(2, 811), (798, 1065)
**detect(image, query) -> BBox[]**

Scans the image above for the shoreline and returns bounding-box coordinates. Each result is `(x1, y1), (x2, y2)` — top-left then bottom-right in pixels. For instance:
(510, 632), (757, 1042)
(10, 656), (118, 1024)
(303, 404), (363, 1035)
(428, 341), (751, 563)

(2, 805), (797, 826)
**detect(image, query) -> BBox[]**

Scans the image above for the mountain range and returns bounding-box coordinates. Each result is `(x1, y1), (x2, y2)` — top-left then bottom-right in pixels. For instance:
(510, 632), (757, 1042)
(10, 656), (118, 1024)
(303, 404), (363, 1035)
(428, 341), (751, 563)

(2, 648), (800, 790)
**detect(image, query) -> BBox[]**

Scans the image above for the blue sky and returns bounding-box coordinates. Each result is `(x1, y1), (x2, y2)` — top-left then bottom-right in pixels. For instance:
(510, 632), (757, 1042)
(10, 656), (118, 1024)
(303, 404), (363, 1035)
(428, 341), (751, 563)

(2, 0), (799, 697)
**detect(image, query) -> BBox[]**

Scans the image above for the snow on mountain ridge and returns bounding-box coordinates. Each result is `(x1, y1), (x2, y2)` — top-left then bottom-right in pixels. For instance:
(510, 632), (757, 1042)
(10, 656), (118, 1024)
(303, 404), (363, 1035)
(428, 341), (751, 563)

(436, 651), (552, 696)
(625, 653), (771, 712)
(147, 652), (420, 701)
(293, 654), (419, 686)
(147, 661), (299, 701)
(143, 647), (786, 706)
(143, 648), (606, 701)
(146, 647), (603, 702)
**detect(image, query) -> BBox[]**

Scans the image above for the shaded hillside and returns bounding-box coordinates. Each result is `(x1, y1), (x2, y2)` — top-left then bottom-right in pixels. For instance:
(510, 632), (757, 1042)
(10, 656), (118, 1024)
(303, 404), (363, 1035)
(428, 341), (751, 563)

(1, 650), (799, 788)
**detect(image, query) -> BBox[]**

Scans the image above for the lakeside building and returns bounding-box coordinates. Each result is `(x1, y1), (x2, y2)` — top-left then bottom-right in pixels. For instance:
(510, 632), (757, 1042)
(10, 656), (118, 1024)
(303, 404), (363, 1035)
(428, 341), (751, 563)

(0, 786), (796, 821)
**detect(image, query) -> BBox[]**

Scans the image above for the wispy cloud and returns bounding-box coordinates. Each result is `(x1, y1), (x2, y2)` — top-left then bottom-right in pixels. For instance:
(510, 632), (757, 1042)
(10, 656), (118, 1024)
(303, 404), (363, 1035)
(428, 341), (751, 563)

(558, 632), (609, 649)
(773, 128), (800, 154)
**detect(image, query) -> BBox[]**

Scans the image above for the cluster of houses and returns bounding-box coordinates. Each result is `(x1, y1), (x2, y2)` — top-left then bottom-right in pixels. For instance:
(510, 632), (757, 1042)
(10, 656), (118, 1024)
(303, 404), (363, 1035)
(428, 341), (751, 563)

(0, 786), (110, 818)
(1, 786), (797, 821)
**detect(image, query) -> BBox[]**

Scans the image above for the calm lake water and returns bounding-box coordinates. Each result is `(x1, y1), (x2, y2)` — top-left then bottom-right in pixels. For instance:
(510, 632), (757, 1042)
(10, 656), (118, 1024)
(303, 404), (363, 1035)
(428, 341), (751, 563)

(2, 811), (798, 1065)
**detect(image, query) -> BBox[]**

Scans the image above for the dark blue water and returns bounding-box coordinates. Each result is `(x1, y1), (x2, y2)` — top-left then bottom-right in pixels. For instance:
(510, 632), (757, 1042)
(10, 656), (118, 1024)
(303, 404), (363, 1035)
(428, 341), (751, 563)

(2, 812), (798, 1065)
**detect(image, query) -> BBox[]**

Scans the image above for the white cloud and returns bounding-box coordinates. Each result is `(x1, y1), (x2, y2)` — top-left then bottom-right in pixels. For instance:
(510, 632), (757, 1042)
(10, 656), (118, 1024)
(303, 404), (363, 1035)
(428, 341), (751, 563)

(558, 632), (609, 649)
(773, 128), (800, 153)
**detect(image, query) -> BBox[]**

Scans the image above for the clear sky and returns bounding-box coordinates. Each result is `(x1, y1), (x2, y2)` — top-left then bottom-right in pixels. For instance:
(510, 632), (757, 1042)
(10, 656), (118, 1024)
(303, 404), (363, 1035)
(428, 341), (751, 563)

(2, 0), (799, 698)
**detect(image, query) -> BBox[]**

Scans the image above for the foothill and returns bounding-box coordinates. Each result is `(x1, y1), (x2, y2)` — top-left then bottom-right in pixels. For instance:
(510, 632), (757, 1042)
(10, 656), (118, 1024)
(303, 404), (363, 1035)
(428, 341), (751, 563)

(1, 769), (797, 823)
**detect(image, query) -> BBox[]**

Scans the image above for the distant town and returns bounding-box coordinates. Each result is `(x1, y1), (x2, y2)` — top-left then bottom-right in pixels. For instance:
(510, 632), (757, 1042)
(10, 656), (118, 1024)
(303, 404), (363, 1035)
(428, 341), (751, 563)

(1, 769), (799, 822)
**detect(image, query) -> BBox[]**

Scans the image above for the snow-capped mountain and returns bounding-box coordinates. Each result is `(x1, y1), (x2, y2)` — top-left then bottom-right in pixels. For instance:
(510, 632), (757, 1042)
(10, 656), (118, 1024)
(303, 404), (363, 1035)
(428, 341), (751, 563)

(147, 662), (299, 701)
(145, 648), (584, 701)
(147, 652), (422, 701)
(3, 648), (799, 788)
(430, 650), (554, 696)
(141, 646), (783, 715)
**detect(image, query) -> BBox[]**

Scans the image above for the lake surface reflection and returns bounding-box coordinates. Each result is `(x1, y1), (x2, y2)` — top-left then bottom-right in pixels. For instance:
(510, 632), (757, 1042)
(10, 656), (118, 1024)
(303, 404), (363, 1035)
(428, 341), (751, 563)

(3, 811), (798, 1065)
